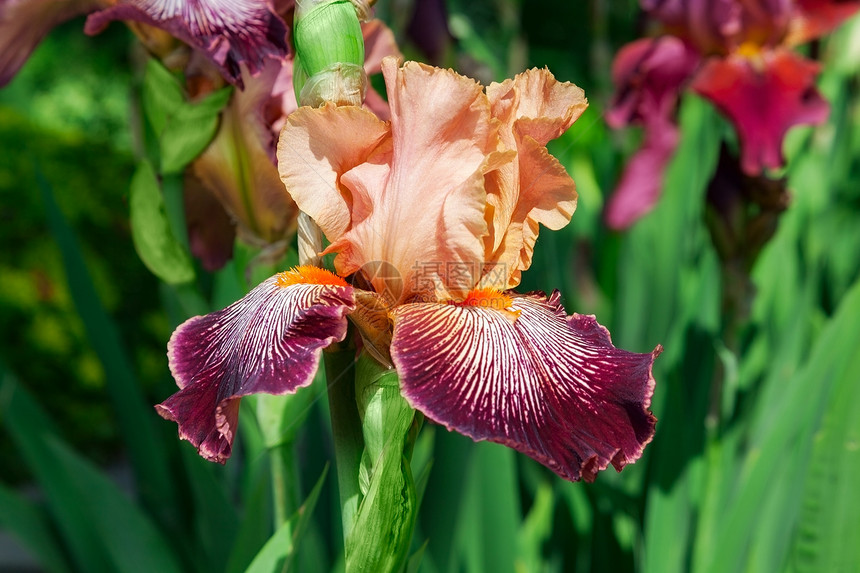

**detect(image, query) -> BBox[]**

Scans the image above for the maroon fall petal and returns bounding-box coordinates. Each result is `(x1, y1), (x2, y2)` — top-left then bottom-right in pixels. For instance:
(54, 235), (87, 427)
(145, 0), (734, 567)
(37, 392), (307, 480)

(157, 275), (355, 462)
(84, 0), (289, 88)
(0, 0), (103, 87)
(691, 49), (829, 174)
(391, 291), (660, 482)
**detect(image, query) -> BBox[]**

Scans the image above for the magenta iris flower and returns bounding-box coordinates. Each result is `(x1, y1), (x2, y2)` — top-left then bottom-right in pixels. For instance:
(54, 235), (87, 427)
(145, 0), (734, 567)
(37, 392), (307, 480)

(158, 58), (661, 483)
(605, 0), (860, 229)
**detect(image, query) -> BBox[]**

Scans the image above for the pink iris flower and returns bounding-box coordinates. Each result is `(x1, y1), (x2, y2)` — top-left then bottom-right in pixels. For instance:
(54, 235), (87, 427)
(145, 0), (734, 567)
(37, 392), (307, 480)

(605, 0), (860, 229)
(158, 57), (661, 483)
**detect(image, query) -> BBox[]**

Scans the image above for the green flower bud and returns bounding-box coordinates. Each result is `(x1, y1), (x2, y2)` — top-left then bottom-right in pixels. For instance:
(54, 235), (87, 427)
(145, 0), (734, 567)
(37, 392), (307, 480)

(293, 0), (367, 106)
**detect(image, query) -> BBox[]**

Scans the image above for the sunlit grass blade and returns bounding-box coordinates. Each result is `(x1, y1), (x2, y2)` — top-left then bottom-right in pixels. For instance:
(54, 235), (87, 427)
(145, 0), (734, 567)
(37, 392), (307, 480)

(789, 300), (860, 571)
(707, 279), (860, 572)
(245, 465), (329, 573)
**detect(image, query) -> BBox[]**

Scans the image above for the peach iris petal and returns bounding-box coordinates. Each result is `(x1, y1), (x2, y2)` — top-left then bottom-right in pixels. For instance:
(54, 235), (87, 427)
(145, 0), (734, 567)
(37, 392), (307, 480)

(691, 49), (829, 174)
(278, 104), (391, 241)
(324, 58), (500, 302)
(483, 69), (586, 287)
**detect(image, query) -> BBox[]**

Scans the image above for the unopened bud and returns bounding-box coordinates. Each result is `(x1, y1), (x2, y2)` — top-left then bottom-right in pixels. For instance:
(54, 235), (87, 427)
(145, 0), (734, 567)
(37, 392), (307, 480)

(294, 0), (366, 106)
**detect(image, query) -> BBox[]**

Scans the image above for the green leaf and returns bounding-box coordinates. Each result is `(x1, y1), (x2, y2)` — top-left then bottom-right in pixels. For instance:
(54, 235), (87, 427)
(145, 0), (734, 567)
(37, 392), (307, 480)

(142, 59), (185, 136)
(129, 160), (195, 284)
(453, 442), (522, 573)
(789, 281), (860, 572)
(517, 480), (555, 573)
(709, 279), (860, 572)
(0, 374), (183, 573)
(0, 478), (70, 573)
(141, 58), (231, 173)
(38, 169), (177, 516)
(160, 87), (231, 174)
(226, 454), (274, 573)
(180, 447), (240, 572)
(245, 466), (329, 573)
(407, 540), (429, 573)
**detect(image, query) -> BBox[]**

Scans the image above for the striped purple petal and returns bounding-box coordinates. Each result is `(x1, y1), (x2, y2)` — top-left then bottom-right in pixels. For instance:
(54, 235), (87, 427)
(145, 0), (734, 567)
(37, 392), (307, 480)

(391, 291), (659, 482)
(84, 0), (288, 87)
(158, 273), (355, 462)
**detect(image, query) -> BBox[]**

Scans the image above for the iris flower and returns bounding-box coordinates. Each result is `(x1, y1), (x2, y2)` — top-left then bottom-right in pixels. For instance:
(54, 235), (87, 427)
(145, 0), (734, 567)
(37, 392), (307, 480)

(158, 57), (660, 483)
(605, 0), (860, 229)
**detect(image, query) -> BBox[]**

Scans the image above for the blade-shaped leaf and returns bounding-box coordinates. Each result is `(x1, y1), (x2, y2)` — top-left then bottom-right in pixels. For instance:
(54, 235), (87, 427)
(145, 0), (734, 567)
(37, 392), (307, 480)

(789, 283), (860, 572)
(0, 373), (183, 573)
(38, 169), (177, 513)
(245, 466), (329, 573)
(0, 466), (70, 573)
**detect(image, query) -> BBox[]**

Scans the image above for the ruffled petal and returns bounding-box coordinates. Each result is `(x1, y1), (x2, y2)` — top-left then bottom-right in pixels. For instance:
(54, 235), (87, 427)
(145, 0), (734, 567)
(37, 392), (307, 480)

(84, 0), (289, 88)
(292, 57), (499, 302)
(691, 48), (829, 174)
(482, 69), (586, 287)
(193, 61), (298, 246)
(391, 290), (659, 482)
(0, 0), (102, 87)
(157, 271), (355, 462)
(278, 103), (391, 242)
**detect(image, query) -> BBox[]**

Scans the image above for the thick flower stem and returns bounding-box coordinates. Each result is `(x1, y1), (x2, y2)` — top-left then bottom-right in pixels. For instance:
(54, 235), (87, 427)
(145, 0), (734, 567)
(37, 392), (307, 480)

(323, 341), (365, 541)
(704, 146), (788, 428)
(346, 352), (417, 573)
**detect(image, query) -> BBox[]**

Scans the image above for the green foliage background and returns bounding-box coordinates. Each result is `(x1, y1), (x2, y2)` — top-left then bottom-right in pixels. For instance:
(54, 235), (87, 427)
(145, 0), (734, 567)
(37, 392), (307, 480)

(1, 2), (859, 572)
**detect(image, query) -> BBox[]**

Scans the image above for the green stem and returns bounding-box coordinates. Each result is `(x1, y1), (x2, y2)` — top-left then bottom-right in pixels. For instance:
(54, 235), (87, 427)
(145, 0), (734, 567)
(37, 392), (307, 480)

(324, 343), (364, 541)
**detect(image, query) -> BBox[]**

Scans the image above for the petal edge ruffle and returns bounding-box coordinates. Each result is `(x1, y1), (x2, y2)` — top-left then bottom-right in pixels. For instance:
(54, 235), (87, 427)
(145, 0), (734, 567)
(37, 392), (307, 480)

(391, 291), (659, 482)
(158, 274), (354, 462)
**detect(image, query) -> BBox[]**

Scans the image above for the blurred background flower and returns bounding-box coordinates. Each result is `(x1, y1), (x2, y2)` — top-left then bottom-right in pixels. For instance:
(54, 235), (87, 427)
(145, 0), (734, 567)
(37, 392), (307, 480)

(605, 0), (860, 229)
